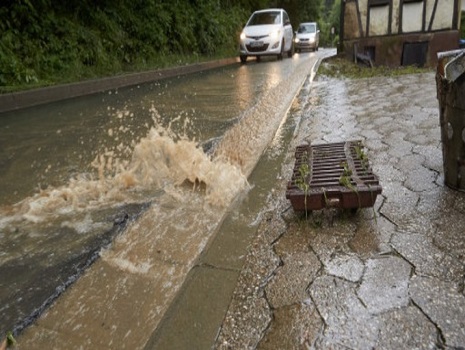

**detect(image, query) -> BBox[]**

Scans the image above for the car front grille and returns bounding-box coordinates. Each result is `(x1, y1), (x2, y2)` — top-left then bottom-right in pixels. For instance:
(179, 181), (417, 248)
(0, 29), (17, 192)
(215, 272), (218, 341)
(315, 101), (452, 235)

(247, 35), (268, 40)
(246, 43), (269, 52)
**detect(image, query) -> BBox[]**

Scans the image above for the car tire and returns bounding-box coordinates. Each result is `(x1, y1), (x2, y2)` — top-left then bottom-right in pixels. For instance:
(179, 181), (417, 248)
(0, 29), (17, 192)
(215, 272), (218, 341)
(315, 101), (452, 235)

(240, 55), (247, 63)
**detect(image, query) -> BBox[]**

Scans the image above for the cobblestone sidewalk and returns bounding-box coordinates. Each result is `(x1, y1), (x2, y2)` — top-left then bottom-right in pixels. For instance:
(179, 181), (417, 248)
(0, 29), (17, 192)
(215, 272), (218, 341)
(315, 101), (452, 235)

(215, 72), (465, 349)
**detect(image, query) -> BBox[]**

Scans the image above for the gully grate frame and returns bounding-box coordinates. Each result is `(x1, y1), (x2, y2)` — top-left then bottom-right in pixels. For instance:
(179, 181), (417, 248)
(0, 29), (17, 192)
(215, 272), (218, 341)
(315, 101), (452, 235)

(286, 140), (382, 212)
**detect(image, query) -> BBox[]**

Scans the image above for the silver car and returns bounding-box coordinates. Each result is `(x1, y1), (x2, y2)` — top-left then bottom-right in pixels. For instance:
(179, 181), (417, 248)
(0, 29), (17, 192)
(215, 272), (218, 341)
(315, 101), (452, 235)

(239, 8), (294, 63)
(294, 22), (320, 52)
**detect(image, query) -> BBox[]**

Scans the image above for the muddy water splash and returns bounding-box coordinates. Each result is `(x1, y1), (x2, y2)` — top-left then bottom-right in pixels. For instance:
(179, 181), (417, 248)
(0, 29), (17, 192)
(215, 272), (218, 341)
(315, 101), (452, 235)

(0, 109), (248, 228)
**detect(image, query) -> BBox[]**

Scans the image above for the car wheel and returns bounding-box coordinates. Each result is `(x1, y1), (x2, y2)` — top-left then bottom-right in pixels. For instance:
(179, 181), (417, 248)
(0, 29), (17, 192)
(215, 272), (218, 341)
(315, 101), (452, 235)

(240, 55), (247, 63)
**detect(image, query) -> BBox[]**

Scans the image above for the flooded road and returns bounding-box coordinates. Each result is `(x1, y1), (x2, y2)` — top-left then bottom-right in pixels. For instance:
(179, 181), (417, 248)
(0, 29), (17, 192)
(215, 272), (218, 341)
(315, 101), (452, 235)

(1, 50), (334, 347)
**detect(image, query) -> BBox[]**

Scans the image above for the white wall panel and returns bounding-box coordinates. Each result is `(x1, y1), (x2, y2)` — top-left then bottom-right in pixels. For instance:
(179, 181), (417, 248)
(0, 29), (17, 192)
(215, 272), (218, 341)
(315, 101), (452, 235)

(402, 2), (423, 32)
(431, 1), (454, 30)
(369, 6), (390, 35)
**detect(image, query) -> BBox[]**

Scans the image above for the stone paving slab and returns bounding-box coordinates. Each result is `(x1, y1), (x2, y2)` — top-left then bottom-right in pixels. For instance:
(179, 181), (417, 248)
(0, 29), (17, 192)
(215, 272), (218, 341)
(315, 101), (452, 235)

(358, 256), (411, 314)
(257, 302), (322, 350)
(410, 276), (465, 347)
(377, 306), (438, 349)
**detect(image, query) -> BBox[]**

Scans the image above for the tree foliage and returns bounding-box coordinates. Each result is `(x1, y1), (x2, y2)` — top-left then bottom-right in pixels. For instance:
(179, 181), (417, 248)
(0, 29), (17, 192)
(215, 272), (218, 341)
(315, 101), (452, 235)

(0, 0), (329, 90)
(319, 0), (341, 46)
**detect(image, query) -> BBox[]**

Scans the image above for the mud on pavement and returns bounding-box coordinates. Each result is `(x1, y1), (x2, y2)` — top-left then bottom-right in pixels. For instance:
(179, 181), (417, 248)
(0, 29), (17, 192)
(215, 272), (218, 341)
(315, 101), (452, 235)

(215, 71), (465, 349)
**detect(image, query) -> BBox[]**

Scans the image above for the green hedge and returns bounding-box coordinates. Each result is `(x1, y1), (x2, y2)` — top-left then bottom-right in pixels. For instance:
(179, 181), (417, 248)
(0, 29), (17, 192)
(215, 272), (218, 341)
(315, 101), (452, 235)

(0, 0), (249, 90)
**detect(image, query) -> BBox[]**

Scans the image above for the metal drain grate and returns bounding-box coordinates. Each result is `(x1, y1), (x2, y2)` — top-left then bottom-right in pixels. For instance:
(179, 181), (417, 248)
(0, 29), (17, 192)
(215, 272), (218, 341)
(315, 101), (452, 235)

(286, 140), (382, 212)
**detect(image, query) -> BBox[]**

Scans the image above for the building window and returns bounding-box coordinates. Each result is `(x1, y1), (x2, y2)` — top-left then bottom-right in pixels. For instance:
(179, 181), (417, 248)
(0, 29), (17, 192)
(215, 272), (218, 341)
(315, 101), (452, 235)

(368, 0), (391, 36)
(401, 0), (424, 33)
(402, 41), (428, 66)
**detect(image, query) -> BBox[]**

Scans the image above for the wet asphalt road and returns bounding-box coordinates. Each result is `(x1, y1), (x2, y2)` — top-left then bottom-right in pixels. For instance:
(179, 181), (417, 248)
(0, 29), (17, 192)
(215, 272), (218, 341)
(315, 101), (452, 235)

(14, 51), (331, 349)
(215, 71), (465, 349)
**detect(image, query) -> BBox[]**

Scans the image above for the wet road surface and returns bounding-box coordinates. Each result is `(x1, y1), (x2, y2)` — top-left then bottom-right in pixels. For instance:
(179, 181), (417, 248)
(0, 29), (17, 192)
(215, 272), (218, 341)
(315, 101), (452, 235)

(10, 50), (334, 348)
(215, 71), (465, 349)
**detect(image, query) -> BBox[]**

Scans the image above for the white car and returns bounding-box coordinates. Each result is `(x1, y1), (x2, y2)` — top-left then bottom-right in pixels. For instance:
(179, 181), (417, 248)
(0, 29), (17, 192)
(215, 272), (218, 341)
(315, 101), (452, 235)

(239, 8), (294, 63)
(294, 22), (320, 52)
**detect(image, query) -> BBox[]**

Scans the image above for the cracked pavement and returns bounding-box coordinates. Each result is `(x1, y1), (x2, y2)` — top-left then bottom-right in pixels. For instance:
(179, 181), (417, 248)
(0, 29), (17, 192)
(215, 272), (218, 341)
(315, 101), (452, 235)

(215, 71), (465, 349)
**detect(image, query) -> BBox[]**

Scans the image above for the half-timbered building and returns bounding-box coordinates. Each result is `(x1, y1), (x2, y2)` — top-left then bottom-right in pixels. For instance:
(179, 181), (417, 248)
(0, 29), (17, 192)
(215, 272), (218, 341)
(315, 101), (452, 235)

(341, 0), (462, 66)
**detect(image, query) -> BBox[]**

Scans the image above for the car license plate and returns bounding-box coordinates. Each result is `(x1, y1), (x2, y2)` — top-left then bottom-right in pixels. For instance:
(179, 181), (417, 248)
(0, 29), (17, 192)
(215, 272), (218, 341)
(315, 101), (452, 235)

(250, 41), (264, 47)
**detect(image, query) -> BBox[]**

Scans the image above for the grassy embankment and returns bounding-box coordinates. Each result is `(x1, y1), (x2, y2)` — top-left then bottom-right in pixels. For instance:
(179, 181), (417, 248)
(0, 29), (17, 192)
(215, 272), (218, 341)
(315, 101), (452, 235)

(0, 1), (248, 94)
(318, 56), (433, 80)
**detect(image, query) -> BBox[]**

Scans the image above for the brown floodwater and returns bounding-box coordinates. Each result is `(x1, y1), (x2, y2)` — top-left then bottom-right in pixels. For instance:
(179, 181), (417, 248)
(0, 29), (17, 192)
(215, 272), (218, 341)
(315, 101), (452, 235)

(0, 51), (332, 344)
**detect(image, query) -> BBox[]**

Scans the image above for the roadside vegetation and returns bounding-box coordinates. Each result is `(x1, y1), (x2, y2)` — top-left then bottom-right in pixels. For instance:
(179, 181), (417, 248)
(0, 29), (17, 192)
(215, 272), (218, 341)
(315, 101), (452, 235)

(0, 0), (340, 93)
(318, 56), (432, 80)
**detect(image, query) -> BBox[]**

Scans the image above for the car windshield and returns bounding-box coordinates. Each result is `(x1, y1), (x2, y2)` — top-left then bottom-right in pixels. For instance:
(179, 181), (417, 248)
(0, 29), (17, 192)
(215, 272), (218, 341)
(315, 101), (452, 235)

(248, 11), (281, 26)
(298, 24), (316, 34)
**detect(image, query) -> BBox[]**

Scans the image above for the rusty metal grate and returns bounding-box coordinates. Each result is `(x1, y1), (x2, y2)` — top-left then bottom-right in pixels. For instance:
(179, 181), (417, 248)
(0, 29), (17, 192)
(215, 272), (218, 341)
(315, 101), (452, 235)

(286, 140), (382, 212)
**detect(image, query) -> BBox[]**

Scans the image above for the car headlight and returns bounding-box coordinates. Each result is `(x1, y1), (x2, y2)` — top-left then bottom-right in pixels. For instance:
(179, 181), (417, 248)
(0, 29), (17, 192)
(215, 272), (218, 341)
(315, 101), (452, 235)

(269, 30), (280, 40)
(240, 32), (246, 41)
(294, 38), (300, 43)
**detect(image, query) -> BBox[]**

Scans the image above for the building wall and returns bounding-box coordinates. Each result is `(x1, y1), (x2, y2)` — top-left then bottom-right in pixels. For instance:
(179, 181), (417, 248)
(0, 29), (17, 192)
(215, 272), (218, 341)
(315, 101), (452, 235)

(342, 0), (462, 67)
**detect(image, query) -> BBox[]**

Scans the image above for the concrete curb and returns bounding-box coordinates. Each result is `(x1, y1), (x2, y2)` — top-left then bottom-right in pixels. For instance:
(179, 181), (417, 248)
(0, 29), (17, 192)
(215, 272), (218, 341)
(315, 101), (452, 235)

(0, 57), (239, 114)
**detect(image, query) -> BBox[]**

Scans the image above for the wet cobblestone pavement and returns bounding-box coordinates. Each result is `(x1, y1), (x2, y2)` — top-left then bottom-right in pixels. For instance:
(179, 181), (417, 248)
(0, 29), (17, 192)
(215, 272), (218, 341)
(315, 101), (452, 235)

(215, 71), (465, 349)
